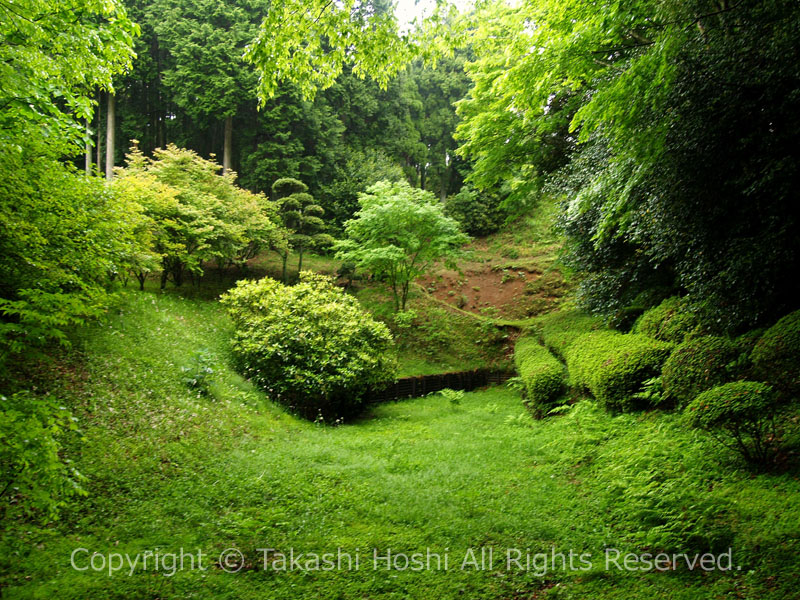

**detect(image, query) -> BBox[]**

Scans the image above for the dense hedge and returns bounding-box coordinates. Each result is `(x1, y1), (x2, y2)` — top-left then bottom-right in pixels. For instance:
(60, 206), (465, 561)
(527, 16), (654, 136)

(633, 297), (700, 344)
(566, 331), (673, 411)
(535, 309), (605, 360)
(751, 310), (800, 399)
(514, 337), (566, 417)
(685, 381), (779, 465)
(221, 272), (397, 420)
(662, 336), (738, 407)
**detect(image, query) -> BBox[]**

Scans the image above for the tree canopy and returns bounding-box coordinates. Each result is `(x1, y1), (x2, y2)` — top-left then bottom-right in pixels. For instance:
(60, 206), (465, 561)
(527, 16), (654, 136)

(335, 180), (469, 311)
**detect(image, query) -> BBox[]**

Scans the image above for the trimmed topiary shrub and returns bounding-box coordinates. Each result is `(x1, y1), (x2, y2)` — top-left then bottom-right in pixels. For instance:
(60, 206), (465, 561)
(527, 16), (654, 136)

(566, 331), (673, 411)
(685, 381), (779, 466)
(662, 336), (739, 407)
(534, 309), (605, 360)
(514, 337), (566, 417)
(751, 310), (800, 400)
(633, 296), (701, 344)
(221, 272), (397, 420)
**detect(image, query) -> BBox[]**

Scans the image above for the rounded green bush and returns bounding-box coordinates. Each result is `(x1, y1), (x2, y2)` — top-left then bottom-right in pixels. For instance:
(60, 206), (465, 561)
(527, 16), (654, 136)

(662, 336), (738, 406)
(566, 331), (673, 411)
(685, 381), (778, 465)
(751, 310), (800, 399)
(633, 297), (700, 343)
(534, 309), (605, 360)
(221, 272), (397, 420)
(514, 337), (566, 417)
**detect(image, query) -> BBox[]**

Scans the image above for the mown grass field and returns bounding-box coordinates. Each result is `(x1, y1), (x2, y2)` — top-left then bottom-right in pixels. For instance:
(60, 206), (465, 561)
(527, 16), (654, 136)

(2, 290), (798, 599)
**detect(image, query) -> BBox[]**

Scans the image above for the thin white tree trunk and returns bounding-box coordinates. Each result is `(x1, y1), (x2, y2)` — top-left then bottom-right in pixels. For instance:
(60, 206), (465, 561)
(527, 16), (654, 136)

(105, 92), (116, 181)
(96, 92), (103, 174)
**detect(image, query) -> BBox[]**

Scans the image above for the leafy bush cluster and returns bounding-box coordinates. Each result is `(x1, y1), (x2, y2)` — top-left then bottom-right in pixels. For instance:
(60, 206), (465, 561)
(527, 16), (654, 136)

(514, 337), (566, 417)
(685, 382), (780, 466)
(0, 392), (85, 520)
(566, 331), (673, 411)
(221, 272), (397, 420)
(443, 184), (506, 237)
(751, 310), (800, 400)
(533, 309), (605, 360)
(633, 297), (701, 344)
(662, 336), (739, 407)
(113, 145), (286, 289)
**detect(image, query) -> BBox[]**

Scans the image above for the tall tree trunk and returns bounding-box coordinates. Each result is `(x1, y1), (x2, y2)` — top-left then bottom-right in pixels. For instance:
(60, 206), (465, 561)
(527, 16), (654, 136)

(222, 115), (233, 175)
(440, 151), (451, 202)
(105, 92), (116, 181)
(156, 36), (166, 149)
(85, 118), (92, 175)
(96, 91), (103, 174)
(297, 247), (304, 273)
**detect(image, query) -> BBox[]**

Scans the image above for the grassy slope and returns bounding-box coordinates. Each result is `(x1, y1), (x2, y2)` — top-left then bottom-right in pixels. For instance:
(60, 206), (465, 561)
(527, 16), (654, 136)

(2, 290), (798, 599)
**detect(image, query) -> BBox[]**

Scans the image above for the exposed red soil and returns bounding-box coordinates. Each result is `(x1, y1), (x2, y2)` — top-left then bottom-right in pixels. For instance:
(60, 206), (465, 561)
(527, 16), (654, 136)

(419, 262), (541, 319)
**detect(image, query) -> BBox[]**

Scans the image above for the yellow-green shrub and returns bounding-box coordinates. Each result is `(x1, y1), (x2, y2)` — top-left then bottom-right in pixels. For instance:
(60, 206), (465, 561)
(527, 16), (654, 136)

(221, 272), (397, 420)
(514, 337), (566, 417)
(566, 331), (673, 411)
(534, 309), (605, 360)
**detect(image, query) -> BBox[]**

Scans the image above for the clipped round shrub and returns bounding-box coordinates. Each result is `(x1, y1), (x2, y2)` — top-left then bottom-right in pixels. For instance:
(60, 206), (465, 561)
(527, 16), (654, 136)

(751, 310), (800, 399)
(566, 331), (673, 411)
(662, 336), (738, 406)
(534, 309), (605, 361)
(221, 272), (397, 420)
(514, 337), (566, 417)
(734, 327), (766, 356)
(633, 296), (700, 343)
(685, 381), (779, 465)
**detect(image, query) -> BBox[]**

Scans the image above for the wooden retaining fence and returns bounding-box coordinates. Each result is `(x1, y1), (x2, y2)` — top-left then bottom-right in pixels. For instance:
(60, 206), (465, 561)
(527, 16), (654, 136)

(366, 368), (515, 404)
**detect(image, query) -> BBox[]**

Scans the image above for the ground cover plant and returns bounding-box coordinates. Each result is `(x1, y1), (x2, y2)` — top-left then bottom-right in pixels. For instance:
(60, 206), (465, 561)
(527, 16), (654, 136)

(513, 336), (566, 417)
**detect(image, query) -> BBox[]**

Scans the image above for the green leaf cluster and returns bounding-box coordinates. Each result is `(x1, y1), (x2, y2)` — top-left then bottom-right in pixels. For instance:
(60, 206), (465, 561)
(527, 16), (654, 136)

(335, 180), (469, 311)
(751, 310), (800, 400)
(685, 381), (779, 466)
(221, 272), (397, 419)
(565, 331), (673, 412)
(662, 336), (740, 407)
(113, 144), (287, 288)
(0, 391), (86, 521)
(514, 337), (566, 417)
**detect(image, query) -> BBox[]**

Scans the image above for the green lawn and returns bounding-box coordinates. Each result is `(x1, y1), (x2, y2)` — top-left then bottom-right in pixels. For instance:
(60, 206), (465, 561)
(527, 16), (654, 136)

(1, 290), (798, 599)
